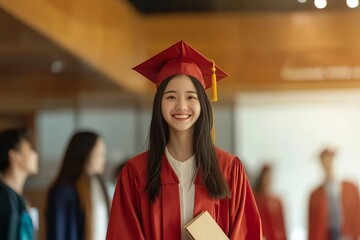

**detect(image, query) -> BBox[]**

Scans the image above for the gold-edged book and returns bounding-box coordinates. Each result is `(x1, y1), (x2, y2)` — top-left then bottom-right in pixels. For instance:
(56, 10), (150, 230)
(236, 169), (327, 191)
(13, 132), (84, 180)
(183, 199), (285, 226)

(184, 211), (229, 240)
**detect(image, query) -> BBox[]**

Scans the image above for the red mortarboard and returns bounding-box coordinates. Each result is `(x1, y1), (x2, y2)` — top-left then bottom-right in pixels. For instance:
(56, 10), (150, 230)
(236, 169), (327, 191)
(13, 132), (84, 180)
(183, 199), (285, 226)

(132, 40), (229, 102)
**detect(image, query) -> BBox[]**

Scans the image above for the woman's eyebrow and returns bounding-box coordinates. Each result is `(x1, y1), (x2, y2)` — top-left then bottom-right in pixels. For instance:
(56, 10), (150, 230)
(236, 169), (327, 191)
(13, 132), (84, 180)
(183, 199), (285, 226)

(164, 90), (198, 94)
(164, 90), (177, 94)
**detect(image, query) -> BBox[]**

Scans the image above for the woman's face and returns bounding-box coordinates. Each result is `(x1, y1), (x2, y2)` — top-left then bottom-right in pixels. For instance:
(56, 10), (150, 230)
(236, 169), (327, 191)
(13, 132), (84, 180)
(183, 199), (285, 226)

(161, 75), (201, 134)
(87, 138), (106, 175)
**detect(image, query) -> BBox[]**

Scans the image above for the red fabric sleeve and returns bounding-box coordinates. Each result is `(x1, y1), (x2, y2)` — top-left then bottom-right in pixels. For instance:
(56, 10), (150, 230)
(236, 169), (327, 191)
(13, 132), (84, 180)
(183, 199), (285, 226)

(357, 192), (360, 238)
(106, 163), (145, 240)
(308, 191), (325, 240)
(350, 184), (360, 238)
(228, 158), (263, 239)
(277, 199), (287, 240)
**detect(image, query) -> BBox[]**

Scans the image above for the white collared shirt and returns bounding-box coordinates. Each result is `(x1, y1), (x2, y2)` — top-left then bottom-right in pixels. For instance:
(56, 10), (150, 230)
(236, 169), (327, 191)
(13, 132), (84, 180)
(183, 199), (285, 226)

(165, 147), (196, 240)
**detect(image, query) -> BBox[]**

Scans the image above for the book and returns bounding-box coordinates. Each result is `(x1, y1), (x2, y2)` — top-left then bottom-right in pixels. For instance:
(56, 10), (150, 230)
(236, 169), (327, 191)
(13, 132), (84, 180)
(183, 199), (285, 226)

(184, 211), (229, 240)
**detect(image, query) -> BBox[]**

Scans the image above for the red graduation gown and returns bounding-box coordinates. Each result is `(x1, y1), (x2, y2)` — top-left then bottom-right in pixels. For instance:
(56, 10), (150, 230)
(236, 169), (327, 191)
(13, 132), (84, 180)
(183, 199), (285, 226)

(308, 181), (360, 240)
(255, 194), (287, 240)
(106, 148), (262, 240)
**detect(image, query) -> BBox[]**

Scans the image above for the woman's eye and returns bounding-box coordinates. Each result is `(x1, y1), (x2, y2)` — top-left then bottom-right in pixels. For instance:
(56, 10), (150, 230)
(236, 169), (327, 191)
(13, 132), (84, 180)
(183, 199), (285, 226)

(166, 96), (176, 100)
(188, 96), (198, 100)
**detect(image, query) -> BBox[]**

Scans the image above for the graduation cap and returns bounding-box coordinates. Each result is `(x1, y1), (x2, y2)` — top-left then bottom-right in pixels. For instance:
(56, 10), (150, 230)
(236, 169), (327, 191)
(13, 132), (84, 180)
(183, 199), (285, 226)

(132, 40), (229, 102)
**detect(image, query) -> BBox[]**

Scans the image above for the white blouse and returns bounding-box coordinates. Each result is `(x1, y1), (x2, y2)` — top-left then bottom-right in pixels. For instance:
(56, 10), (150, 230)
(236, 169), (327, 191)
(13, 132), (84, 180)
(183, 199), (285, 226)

(90, 177), (108, 240)
(165, 147), (196, 240)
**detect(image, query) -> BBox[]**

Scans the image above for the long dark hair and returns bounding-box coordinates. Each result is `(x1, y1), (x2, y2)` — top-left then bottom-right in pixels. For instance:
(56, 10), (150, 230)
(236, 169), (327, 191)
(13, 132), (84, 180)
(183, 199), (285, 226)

(50, 131), (99, 186)
(146, 76), (230, 202)
(48, 131), (110, 208)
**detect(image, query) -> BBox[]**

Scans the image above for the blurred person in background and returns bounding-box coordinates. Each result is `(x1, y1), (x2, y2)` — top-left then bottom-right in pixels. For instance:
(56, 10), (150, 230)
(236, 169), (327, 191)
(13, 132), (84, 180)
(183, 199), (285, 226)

(0, 128), (38, 240)
(308, 147), (360, 240)
(46, 131), (110, 240)
(254, 164), (287, 240)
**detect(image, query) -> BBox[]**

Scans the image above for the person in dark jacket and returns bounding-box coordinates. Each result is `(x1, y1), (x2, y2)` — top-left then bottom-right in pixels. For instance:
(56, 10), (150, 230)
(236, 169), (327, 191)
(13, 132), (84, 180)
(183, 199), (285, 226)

(0, 128), (38, 240)
(46, 131), (110, 240)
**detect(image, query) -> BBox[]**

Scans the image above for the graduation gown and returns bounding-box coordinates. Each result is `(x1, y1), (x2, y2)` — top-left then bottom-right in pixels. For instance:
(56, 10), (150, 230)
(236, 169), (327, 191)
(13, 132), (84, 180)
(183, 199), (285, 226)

(106, 148), (262, 240)
(308, 181), (360, 240)
(255, 194), (287, 240)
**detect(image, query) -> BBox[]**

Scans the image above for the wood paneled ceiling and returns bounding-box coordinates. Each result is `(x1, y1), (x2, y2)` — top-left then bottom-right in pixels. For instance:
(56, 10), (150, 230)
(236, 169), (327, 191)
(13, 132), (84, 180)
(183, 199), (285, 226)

(1, 0), (360, 114)
(128, 0), (359, 13)
(0, 8), (130, 113)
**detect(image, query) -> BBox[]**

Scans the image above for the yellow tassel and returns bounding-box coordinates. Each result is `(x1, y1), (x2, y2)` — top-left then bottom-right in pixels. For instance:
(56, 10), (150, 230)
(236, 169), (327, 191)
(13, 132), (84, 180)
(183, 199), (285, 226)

(210, 60), (217, 143)
(210, 60), (217, 102)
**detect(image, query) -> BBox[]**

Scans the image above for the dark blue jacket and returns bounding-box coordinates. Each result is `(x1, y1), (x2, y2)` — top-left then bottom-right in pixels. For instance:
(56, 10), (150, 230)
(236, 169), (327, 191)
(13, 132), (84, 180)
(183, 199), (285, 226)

(46, 183), (84, 240)
(0, 181), (33, 240)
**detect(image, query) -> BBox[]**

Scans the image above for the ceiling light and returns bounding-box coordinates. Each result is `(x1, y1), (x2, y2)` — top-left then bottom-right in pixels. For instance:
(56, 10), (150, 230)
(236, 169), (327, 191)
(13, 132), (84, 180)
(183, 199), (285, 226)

(51, 59), (65, 74)
(347, 0), (359, 8)
(314, 0), (327, 9)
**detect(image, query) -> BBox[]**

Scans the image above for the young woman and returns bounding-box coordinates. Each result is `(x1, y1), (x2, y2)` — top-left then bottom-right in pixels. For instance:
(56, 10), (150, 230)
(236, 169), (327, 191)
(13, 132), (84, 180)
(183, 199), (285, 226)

(0, 128), (38, 240)
(46, 131), (109, 240)
(106, 41), (262, 240)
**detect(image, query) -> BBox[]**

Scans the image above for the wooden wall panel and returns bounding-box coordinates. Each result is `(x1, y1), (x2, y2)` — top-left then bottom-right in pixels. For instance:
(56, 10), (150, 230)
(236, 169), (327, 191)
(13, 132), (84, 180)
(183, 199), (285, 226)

(142, 11), (360, 94)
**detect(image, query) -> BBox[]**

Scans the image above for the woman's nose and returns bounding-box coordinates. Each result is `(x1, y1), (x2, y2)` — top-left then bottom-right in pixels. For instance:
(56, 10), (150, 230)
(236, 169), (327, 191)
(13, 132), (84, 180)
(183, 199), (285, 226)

(176, 98), (188, 110)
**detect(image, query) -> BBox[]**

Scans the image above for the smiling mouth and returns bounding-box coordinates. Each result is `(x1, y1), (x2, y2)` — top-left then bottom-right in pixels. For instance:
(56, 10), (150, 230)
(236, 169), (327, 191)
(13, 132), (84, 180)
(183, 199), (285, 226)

(172, 114), (191, 119)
